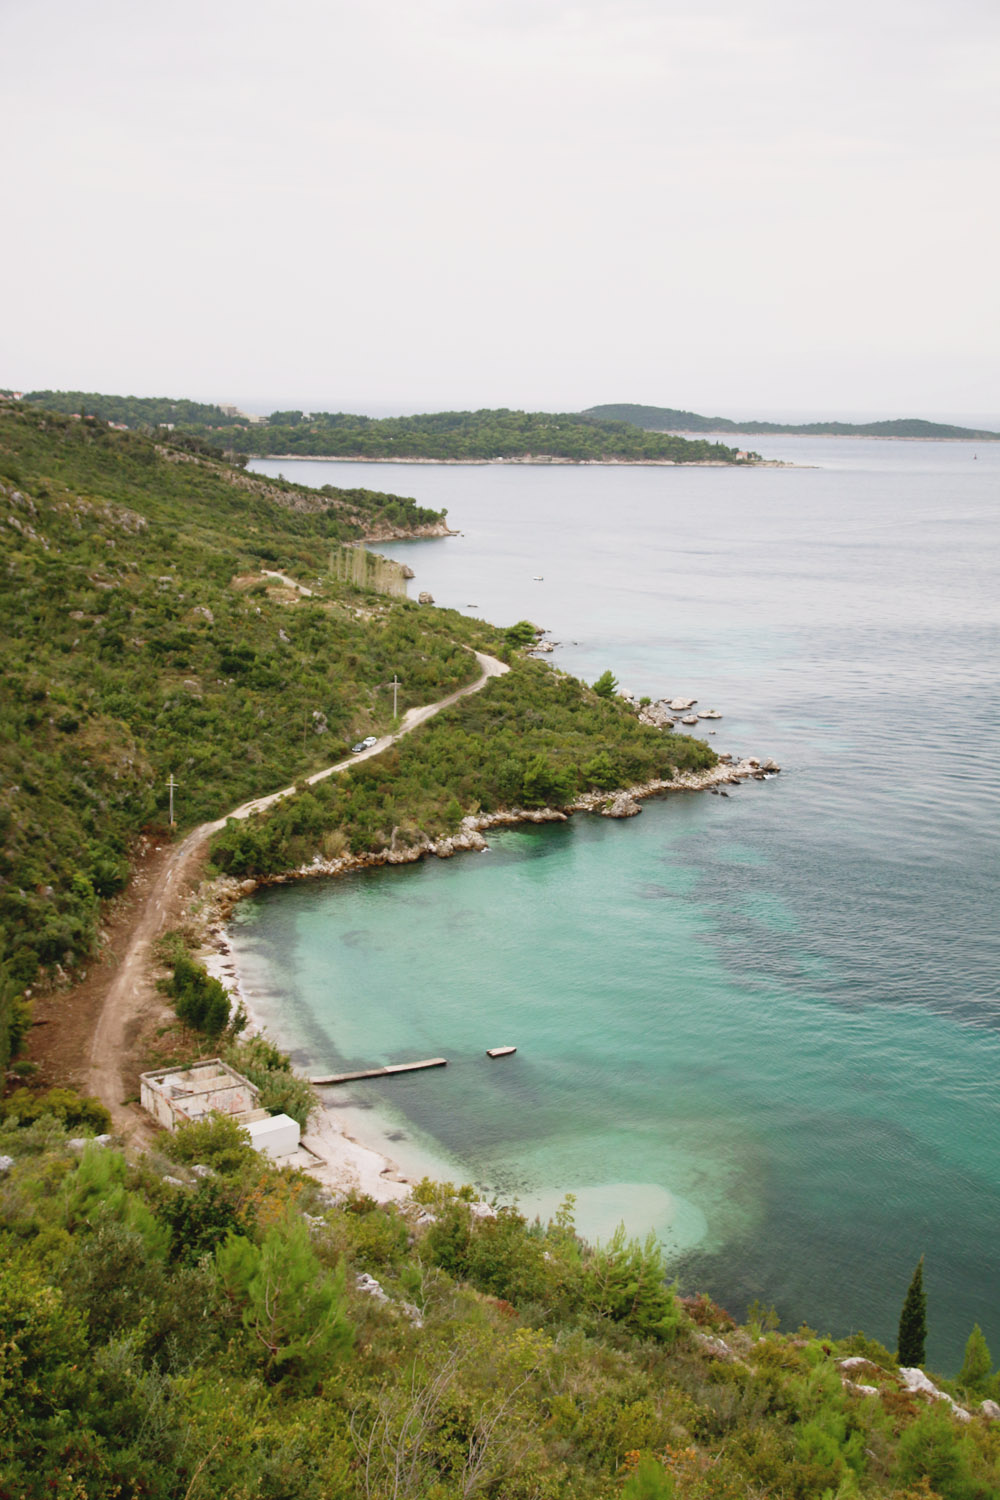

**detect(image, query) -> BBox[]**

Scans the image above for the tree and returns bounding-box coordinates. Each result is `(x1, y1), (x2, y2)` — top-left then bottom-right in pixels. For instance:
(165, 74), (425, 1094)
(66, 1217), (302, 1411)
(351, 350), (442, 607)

(897, 1257), (927, 1367)
(958, 1323), (992, 1391)
(592, 669), (618, 698)
(215, 1213), (353, 1385)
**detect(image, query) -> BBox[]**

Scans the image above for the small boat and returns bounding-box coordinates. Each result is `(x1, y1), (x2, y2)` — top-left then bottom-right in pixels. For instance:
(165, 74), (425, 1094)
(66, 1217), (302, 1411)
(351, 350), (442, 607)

(486, 1046), (517, 1059)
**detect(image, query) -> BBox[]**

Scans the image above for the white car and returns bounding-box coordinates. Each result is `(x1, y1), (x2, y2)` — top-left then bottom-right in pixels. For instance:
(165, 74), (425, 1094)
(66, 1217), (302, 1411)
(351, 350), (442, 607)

(362, 735), (378, 748)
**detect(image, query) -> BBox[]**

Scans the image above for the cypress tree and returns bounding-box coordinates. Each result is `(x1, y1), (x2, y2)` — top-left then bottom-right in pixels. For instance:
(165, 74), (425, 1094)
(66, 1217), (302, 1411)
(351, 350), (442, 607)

(897, 1256), (928, 1367)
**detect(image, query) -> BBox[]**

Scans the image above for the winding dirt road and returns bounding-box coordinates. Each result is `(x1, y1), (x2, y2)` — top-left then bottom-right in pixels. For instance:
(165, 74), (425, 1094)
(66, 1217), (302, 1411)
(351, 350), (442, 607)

(80, 650), (508, 1133)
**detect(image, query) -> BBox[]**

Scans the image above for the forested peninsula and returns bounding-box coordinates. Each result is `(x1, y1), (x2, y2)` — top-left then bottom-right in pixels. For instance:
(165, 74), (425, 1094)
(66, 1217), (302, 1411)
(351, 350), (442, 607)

(4, 400), (1000, 1500)
(584, 402), (1000, 441)
(12, 392), (755, 463)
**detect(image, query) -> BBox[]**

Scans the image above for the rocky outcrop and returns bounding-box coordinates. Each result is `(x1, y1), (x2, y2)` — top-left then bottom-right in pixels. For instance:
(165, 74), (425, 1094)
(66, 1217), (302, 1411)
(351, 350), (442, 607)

(602, 793), (641, 818)
(899, 1367), (972, 1421)
(417, 591), (434, 604)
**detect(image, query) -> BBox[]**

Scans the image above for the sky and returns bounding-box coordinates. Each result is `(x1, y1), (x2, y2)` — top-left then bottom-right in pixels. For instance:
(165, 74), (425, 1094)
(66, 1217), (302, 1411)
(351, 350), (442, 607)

(3, 0), (999, 420)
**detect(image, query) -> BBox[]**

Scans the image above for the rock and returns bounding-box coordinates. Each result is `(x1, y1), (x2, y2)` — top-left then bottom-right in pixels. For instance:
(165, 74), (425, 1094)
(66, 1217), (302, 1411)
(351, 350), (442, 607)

(681, 715), (699, 725)
(469, 1200), (497, 1220)
(162, 1175), (186, 1187)
(240, 879), (257, 894)
(401, 564), (415, 578)
(191, 1163), (214, 1178)
(981, 1400), (1000, 1420)
(637, 699), (678, 729)
(356, 1272), (389, 1303)
(761, 758), (780, 772)
(193, 605), (214, 624)
(668, 697), (697, 711)
(697, 709), (722, 719)
(68, 1136), (109, 1151)
(899, 1367), (972, 1421)
(0, 1155), (14, 1175)
(693, 1331), (735, 1359)
(418, 591), (434, 604)
(602, 793), (641, 819)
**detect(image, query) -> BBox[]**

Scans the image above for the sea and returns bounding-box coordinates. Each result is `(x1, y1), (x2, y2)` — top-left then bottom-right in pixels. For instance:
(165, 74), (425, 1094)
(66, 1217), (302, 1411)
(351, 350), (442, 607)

(232, 437), (1000, 1369)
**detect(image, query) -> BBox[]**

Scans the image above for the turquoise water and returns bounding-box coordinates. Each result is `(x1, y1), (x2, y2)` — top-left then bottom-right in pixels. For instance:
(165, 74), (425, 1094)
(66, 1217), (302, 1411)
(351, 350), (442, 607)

(237, 441), (1000, 1367)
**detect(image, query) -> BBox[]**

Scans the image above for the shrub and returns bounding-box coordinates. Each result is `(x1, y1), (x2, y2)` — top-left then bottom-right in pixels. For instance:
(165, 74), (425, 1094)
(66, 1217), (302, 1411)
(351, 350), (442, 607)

(161, 1114), (256, 1174)
(0, 1086), (111, 1133)
(166, 955), (232, 1036)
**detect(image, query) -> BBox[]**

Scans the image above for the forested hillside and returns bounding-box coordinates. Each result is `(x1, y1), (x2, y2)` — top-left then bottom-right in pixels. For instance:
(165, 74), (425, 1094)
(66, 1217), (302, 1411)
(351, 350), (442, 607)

(584, 403), (1000, 441)
(2, 1118), (999, 1498)
(0, 404), (718, 1073)
(0, 406), (488, 1010)
(11, 395), (751, 462)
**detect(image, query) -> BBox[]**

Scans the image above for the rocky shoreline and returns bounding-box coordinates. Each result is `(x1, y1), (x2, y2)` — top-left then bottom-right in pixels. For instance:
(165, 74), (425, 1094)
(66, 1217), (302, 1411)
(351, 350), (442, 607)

(260, 453), (783, 468)
(192, 753), (779, 1200)
(200, 755), (780, 927)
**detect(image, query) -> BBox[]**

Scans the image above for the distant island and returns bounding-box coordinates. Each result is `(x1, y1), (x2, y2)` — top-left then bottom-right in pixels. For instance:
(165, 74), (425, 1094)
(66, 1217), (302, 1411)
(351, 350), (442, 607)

(583, 401), (1000, 441)
(10, 392), (757, 464)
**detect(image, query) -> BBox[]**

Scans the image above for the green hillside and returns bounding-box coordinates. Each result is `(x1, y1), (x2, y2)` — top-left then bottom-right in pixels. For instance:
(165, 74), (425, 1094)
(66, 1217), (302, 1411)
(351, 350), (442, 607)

(584, 402), (1000, 441)
(2, 1120), (999, 1499)
(0, 404), (716, 1063)
(0, 405), (488, 1002)
(13, 394), (753, 463)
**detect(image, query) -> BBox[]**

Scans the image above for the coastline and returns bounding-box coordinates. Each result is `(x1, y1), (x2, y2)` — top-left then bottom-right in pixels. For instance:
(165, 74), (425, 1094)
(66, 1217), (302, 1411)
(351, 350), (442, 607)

(196, 754), (779, 1203)
(259, 453), (786, 468)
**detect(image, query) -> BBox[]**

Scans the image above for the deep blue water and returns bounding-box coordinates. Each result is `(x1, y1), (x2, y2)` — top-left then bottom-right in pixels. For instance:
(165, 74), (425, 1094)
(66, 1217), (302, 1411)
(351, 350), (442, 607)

(236, 439), (1000, 1368)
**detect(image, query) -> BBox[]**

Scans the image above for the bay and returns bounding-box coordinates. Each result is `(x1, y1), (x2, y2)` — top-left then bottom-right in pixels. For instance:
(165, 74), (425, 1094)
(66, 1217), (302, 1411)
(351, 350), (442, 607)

(235, 438), (1000, 1367)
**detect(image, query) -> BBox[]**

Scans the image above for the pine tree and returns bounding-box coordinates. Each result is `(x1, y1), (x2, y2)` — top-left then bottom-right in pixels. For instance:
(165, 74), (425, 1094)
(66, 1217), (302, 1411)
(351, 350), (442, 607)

(958, 1323), (992, 1391)
(897, 1256), (928, 1367)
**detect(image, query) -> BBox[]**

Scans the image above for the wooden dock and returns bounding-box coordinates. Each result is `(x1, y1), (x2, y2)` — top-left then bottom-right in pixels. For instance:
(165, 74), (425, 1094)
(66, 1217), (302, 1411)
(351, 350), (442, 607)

(311, 1057), (447, 1086)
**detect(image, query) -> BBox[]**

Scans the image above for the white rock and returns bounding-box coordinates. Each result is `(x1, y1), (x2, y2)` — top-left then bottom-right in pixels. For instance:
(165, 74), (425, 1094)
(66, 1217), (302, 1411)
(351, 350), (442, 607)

(899, 1367), (972, 1421)
(356, 1272), (389, 1303)
(602, 792), (641, 819)
(469, 1200), (497, 1220)
(0, 1155), (14, 1175)
(981, 1399), (1000, 1420)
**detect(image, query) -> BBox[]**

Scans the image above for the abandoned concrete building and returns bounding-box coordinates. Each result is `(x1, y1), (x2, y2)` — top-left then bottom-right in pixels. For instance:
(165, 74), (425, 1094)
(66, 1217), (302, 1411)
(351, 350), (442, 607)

(140, 1059), (300, 1158)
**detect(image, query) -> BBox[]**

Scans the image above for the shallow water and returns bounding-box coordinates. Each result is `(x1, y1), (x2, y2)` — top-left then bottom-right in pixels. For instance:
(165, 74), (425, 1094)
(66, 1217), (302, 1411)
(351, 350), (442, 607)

(238, 439), (1000, 1367)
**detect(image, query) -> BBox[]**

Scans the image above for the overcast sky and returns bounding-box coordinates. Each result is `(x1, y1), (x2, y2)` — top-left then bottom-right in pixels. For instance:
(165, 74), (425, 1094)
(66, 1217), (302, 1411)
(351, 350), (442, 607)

(3, 0), (998, 419)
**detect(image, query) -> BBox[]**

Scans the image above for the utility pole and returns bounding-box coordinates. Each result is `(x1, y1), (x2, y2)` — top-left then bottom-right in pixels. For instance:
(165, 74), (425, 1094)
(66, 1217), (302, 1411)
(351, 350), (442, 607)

(166, 773), (180, 828)
(391, 674), (401, 719)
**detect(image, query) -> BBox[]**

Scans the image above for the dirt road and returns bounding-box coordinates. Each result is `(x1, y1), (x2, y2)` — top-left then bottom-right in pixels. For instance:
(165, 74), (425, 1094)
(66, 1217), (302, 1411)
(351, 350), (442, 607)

(38, 651), (508, 1135)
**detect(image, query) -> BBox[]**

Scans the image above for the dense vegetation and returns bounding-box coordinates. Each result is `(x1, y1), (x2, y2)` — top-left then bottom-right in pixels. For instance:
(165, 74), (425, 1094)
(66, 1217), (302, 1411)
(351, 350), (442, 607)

(9, 395), (749, 462)
(0, 403), (491, 1003)
(3, 1119), (1000, 1499)
(583, 403), (1000, 441)
(14, 389), (250, 429)
(209, 657), (715, 877)
(213, 409), (745, 463)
